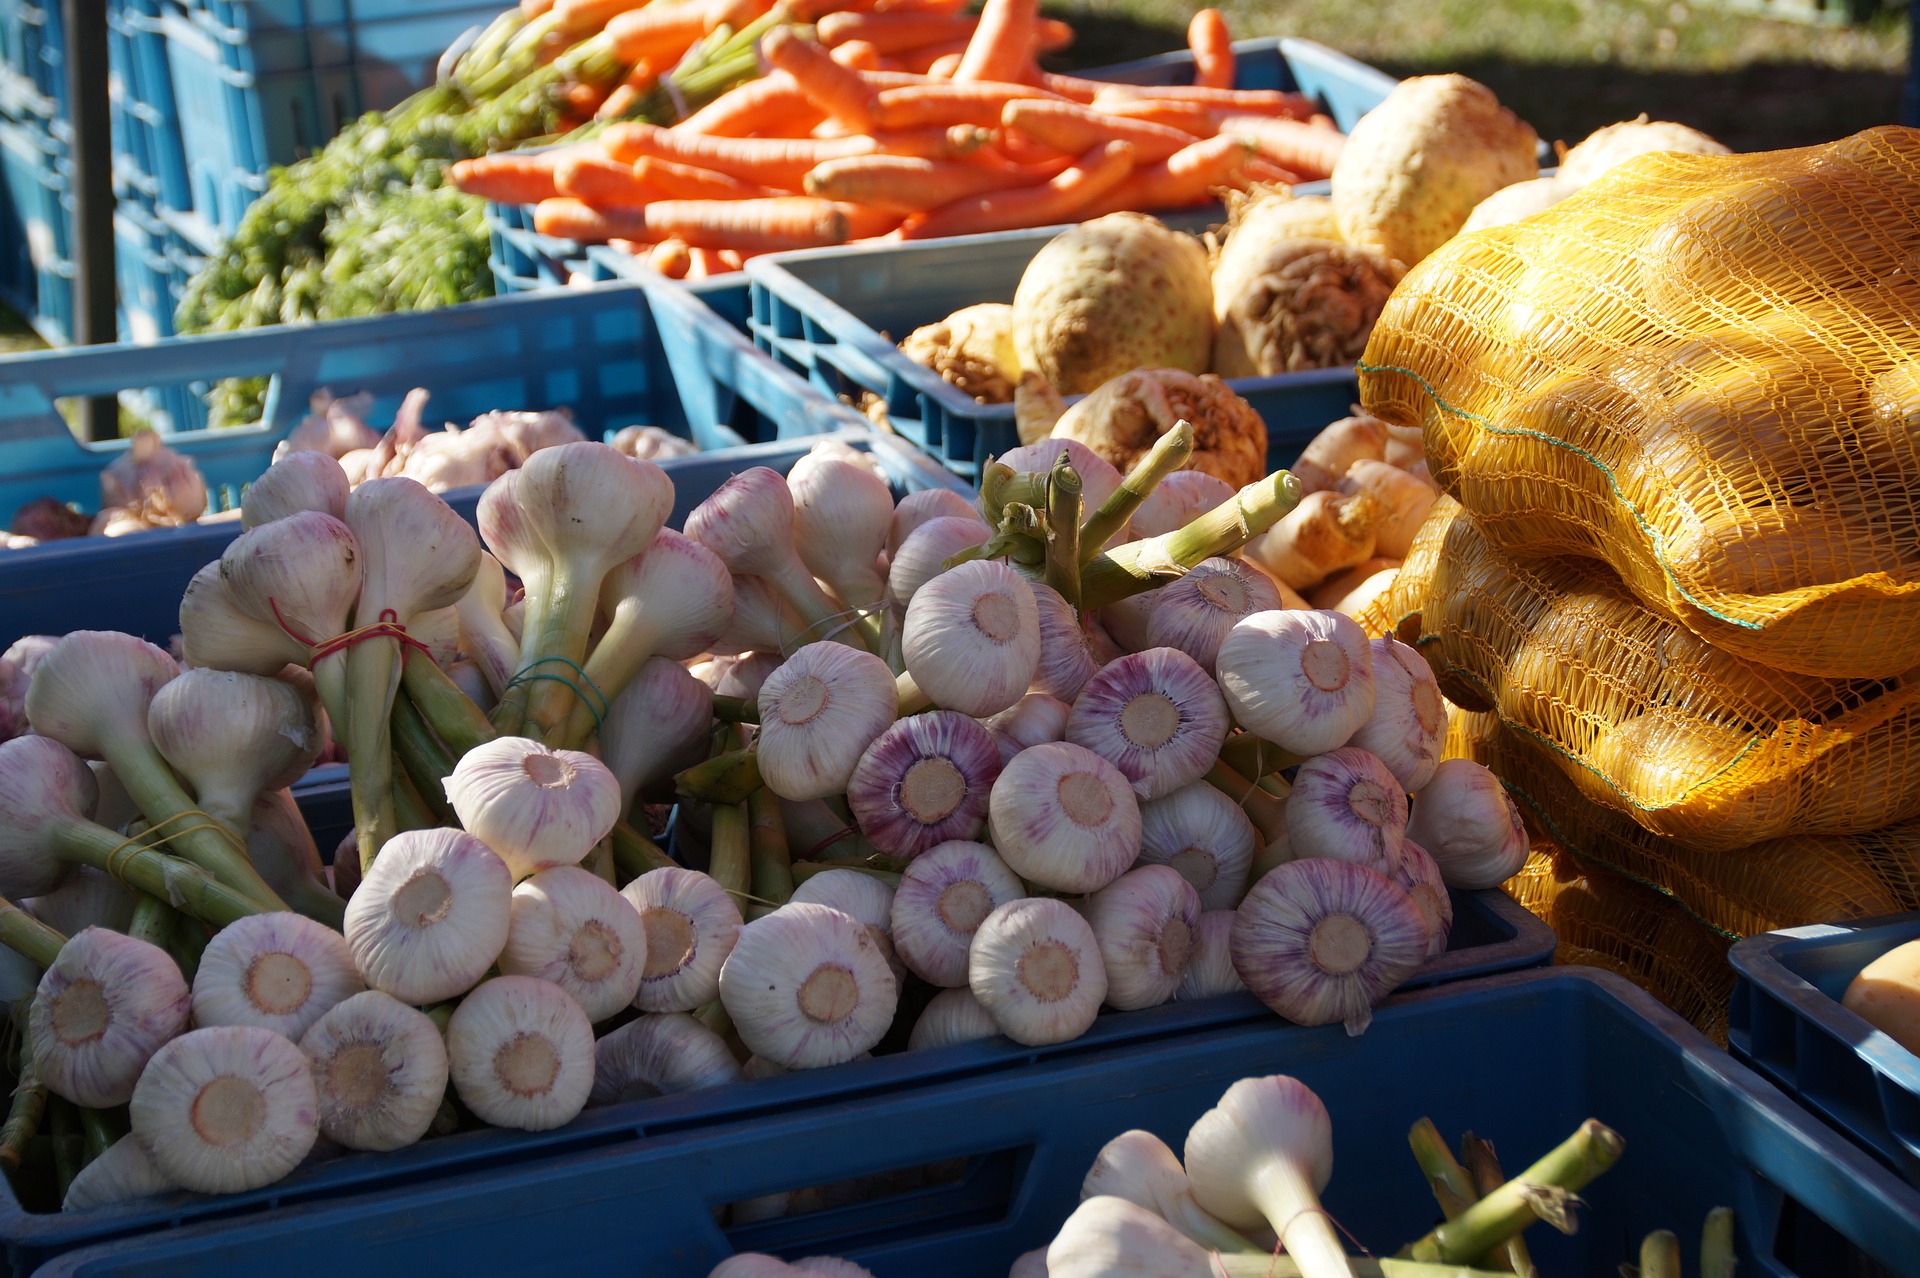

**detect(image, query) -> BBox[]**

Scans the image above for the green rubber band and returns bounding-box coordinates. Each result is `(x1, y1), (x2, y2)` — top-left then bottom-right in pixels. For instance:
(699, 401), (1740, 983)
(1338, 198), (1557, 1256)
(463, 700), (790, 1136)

(504, 656), (610, 730)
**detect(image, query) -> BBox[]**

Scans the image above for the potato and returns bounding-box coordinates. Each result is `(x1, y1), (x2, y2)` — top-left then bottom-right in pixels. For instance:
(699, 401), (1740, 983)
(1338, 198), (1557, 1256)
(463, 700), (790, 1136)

(1844, 940), (1920, 1056)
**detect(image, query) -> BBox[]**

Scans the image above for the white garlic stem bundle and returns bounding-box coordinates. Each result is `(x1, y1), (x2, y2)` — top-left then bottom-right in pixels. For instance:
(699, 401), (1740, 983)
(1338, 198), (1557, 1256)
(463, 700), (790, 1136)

(969, 898), (1107, 1046)
(191, 911), (364, 1041)
(981, 693), (1071, 766)
(990, 742), (1141, 893)
(62, 1135), (177, 1211)
(147, 669), (320, 838)
(1067, 648), (1230, 800)
(790, 453), (895, 624)
(901, 558), (1041, 718)
(891, 840), (1026, 987)
(1086, 865), (1200, 1011)
(589, 1012), (743, 1105)
(300, 989), (449, 1152)
(1346, 638), (1445, 793)
(686, 466), (859, 650)
(1176, 911), (1246, 1001)
(1391, 839), (1453, 961)
(241, 450), (350, 530)
(443, 736), (621, 879)
(1029, 583), (1100, 703)
(446, 975), (596, 1131)
(32, 927), (190, 1107)
(246, 788), (347, 928)
(453, 553), (520, 701)
(719, 903), (898, 1069)
(1215, 610), (1376, 757)
(623, 866), (742, 1012)
(1139, 781), (1259, 912)
(908, 985), (999, 1050)
(343, 828), (512, 1004)
(1081, 1129), (1258, 1255)
(500, 866), (647, 1021)
(993, 440), (1125, 543)
(1405, 759), (1530, 890)
(887, 488), (981, 561)
(1147, 558), (1284, 676)
(888, 517), (992, 611)
(846, 711), (1001, 859)
(756, 642), (899, 802)
(1285, 747), (1408, 872)
(130, 1025), (320, 1194)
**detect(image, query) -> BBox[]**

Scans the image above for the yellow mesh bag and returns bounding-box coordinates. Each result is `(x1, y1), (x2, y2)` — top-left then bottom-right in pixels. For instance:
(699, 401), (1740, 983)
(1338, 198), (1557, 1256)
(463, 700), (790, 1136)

(1358, 127), (1920, 680)
(1451, 707), (1920, 937)
(1389, 495), (1920, 850)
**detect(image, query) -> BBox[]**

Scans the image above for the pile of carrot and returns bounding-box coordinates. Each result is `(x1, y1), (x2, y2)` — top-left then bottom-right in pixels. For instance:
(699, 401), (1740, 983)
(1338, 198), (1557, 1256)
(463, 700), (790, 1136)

(451, 3), (1347, 278)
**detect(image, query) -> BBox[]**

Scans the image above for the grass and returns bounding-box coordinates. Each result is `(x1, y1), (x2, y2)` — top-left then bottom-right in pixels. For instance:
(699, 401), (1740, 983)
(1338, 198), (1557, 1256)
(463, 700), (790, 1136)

(1046, 0), (1910, 151)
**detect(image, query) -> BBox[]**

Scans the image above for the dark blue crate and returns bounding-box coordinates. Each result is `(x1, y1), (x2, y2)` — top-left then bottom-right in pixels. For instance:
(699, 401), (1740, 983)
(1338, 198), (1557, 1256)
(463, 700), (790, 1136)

(30, 967), (1920, 1278)
(1729, 913), (1920, 1188)
(0, 113), (74, 345)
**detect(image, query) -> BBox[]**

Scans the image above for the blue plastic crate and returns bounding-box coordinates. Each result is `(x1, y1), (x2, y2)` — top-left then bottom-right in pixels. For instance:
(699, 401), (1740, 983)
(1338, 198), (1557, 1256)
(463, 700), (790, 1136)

(29, 967), (1920, 1278)
(1728, 912), (1920, 1189)
(0, 112), (74, 345)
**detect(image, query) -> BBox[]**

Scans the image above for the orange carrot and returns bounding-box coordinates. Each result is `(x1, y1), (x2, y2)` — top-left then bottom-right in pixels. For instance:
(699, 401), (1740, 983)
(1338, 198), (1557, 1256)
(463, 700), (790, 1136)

(927, 51), (964, 78)
(649, 239), (693, 279)
(762, 27), (879, 132)
(804, 153), (1040, 212)
(604, 123), (877, 188)
(716, 248), (746, 269)
(876, 0), (969, 12)
(555, 153), (658, 204)
(535, 198), (645, 242)
(898, 38), (970, 74)
(984, 129), (1067, 165)
(605, 2), (711, 61)
(561, 79), (611, 118)
(1030, 71), (1103, 103)
(830, 39), (883, 68)
(837, 202), (908, 239)
(1001, 98), (1195, 163)
(449, 151), (580, 204)
(953, 0), (1037, 83)
(673, 74), (825, 137)
(903, 139), (1133, 238)
(551, 0), (646, 37)
(871, 81), (1061, 130)
(642, 197), (851, 250)
(857, 68), (941, 89)
(1243, 158), (1303, 185)
(633, 156), (777, 200)
(869, 124), (992, 159)
(1214, 113), (1344, 179)
(1079, 133), (1256, 217)
(522, 0), (556, 17)
(1098, 95), (1217, 135)
(596, 58), (659, 120)
(1093, 84), (1313, 117)
(708, 0), (773, 31)
(1187, 10), (1234, 90)
(817, 11), (972, 51)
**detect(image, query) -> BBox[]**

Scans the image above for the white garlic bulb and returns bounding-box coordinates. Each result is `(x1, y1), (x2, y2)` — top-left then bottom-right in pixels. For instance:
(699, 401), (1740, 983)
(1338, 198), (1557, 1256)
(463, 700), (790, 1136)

(1137, 781), (1258, 912)
(908, 985), (999, 1051)
(588, 1012), (743, 1106)
(300, 990), (449, 1152)
(444, 737), (621, 879)
(500, 866), (647, 1022)
(191, 911), (364, 1042)
(968, 898), (1107, 1047)
(32, 928), (190, 1108)
(1085, 866), (1200, 1011)
(755, 642), (899, 802)
(343, 828), (512, 1004)
(446, 976), (595, 1132)
(130, 1025), (319, 1194)
(989, 742), (1140, 894)
(719, 903), (898, 1070)
(622, 867), (743, 1012)
(890, 840), (1026, 988)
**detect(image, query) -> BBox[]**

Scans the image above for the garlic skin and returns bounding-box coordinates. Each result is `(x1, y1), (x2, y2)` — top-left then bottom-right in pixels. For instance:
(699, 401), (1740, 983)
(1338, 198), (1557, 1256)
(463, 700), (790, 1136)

(33, 928), (191, 1107)
(846, 712), (1001, 859)
(1081, 1129), (1254, 1256)
(589, 1012), (743, 1105)
(178, 563), (308, 679)
(1347, 638), (1446, 793)
(1215, 610), (1376, 756)
(902, 559), (1041, 717)
(1286, 747), (1408, 872)
(887, 517), (992, 611)
(343, 828), (513, 1004)
(1029, 583), (1100, 703)
(1184, 1076), (1345, 1273)
(300, 990), (449, 1152)
(989, 742), (1141, 894)
(500, 867), (647, 1022)
(891, 840), (1026, 987)
(192, 912), (364, 1041)
(755, 642), (899, 802)
(147, 669), (320, 834)
(1176, 910), (1247, 1001)
(1231, 858), (1429, 1034)
(130, 1025), (319, 1194)
(1066, 648), (1230, 800)
(982, 693), (1072, 766)
(1048, 1196), (1221, 1278)
(908, 986), (999, 1051)
(24, 867), (135, 936)
(888, 488), (981, 561)
(1086, 865), (1200, 1011)
(1406, 759), (1531, 890)
(622, 867), (743, 1012)
(446, 976), (595, 1132)
(1131, 470), (1237, 538)
(444, 737), (622, 879)
(1146, 558), (1284, 676)
(1391, 839), (1453, 960)
(790, 454), (895, 613)
(720, 903), (898, 1070)
(62, 1135), (178, 1211)
(968, 898), (1108, 1046)
(242, 450), (351, 530)
(1138, 781), (1258, 912)
(1098, 592), (1158, 655)
(715, 576), (806, 657)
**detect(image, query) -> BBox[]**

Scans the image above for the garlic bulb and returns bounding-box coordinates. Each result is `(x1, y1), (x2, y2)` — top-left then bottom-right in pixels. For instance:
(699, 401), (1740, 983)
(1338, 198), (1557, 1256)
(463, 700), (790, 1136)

(62, 1135), (177, 1211)
(1098, 592), (1158, 655)
(32, 927), (190, 1107)
(1231, 858), (1429, 1034)
(968, 898), (1107, 1046)
(446, 976), (595, 1131)
(177, 563), (307, 679)
(755, 642), (899, 802)
(100, 430), (207, 526)
(1285, 747), (1407, 872)
(245, 789), (345, 926)
(1215, 610), (1376, 756)
(1008, 1250), (1049, 1278)
(887, 517), (992, 610)
(790, 869), (896, 934)
(887, 488), (980, 561)
(500, 866), (648, 1021)
(1030, 583), (1099, 703)
(24, 866), (134, 936)
(589, 1012), (743, 1105)
(623, 866), (742, 1012)
(846, 711), (1001, 859)
(1146, 559), (1284, 676)
(715, 576), (806, 657)
(790, 454), (895, 618)
(716, 652), (782, 702)
(982, 694), (1071, 767)
(147, 669), (320, 835)
(1086, 865), (1200, 1010)
(1391, 839), (1453, 961)
(1405, 759), (1530, 890)
(130, 1025), (319, 1194)
(192, 912), (364, 1041)
(453, 553), (518, 700)
(1138, 781), (1258, 911)
(300, 990), (449, 1151)
(343, 828), (512, 1004)
(242, 450), (350, 530)
(709, 1258), (876, 1278)
(992, 440), (1124, 537)
(444, 736), (621, 879)
(902, 559), (1040, 717)
(1066, 648), (1229, 800)
(685, 467), (849, 642)
(1130, 470), (1236, 538)
(891, 840), (1025, 987)
(1049, 1195), (1241, 1278)
(719, 903), (898, 1069)
(989, 742), (1141, 893)
(1347, 638), (1445, 793)
(1081, 1129), (1255, 1256)
(215, 512), (363, 674)
(1176, 910), (1246, 1001)
(1184, 1075), (1350, 1278)
(908, 985), (999, 1050)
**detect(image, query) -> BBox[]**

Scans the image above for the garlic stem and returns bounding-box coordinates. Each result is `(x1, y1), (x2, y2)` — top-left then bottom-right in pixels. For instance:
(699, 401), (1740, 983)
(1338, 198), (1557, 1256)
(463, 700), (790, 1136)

(391, 770), (436, 833)
(1045, 457), (1083, 611)
(1403, 1120), (1625, 1263)
(402, 648), (497, 757)
(344, 638), (401, 874)
(1461, 1133), (1537, 1278)
(676, 749), (764, 806)
(1702, 1207), (1736, 1278)
(1252, 1157), (1359, 1278)
(791, 862), (901, 887)
(1078, 420), (1196, 562)
(125, 894), (173, 949)
(711, 696), (758, 724)
(0, 900), (64, 969)
(390, 694), (457, 823)
(978, 461), (1016, 524)
(611, 823), (676, 879)
(1408, 1118), (1476, 1218)
(1640, 1231), (1682, 1278)
(1205, 760), (1290, 846)
(1217, 734), (1305, 781)
(1081, 472), (1304, 611)
(747, 790), (794, 919)
(710, 803), (751, 901)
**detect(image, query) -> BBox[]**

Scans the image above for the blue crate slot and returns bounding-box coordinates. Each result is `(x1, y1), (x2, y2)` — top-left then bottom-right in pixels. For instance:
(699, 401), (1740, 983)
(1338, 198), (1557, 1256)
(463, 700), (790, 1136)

(0, 114), (74, 346)
(1729, 913), (1920, 1188)
(31, 967), (1920, 1278)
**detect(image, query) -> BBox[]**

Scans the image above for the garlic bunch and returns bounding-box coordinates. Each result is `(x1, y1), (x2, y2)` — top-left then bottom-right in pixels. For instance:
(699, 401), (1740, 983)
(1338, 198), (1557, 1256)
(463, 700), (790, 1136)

(446, 976), (595, 1131)
(343, 828), (512, 1004)
(300, 990), (449, 1152)
(130, 1025), (319, 1194)
(1067, 648), (1229, 800)
(719, 903), (898, 1069)
(444, 737), (621, 879)
(500, 867), (647, 1021)
(969, 898), (1107, 1046)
